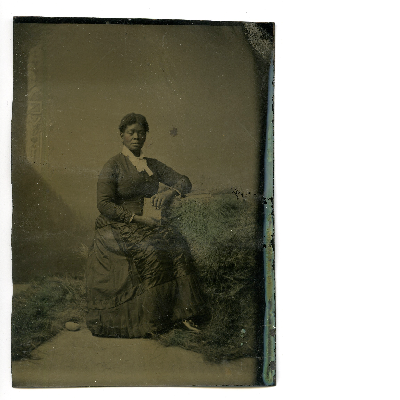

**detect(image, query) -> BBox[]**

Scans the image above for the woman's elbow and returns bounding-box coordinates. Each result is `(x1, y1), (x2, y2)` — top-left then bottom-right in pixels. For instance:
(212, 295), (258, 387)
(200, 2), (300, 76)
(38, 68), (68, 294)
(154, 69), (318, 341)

(97, 199), (112, 216)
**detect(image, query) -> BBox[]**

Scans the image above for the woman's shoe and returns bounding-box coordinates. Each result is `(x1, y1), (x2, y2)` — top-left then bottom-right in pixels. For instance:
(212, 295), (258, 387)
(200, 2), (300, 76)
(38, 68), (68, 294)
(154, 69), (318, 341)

(182, 319), (201, 333)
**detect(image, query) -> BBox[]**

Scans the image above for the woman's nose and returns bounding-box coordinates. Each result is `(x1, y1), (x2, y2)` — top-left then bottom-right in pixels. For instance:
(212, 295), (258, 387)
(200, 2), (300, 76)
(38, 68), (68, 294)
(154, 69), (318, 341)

(132, 132), (139, 139)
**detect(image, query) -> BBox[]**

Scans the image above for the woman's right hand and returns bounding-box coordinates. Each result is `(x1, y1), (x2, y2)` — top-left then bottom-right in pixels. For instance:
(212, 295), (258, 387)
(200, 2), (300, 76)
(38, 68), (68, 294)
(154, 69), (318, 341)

(133, 215), (160, 227)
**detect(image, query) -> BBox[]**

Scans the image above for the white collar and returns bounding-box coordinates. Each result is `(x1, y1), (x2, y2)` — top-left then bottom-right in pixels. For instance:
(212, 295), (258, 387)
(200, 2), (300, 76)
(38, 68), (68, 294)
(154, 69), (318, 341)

(122, 145), (153, 176)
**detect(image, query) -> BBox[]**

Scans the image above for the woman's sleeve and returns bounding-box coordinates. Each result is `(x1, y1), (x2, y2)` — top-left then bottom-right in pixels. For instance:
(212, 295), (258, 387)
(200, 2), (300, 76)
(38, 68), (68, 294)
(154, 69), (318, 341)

(97, 159), (133, 223)
(152, 159), (192, 196)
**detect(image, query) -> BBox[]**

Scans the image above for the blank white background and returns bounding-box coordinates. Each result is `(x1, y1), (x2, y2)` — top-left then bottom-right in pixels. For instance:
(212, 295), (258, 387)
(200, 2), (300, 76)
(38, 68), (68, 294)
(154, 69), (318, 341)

(1, 1), (400, 399)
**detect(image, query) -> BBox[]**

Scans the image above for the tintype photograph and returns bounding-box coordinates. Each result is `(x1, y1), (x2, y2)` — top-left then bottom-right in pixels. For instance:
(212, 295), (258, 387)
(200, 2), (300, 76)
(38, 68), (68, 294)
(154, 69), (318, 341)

(11, 18), (275, 387)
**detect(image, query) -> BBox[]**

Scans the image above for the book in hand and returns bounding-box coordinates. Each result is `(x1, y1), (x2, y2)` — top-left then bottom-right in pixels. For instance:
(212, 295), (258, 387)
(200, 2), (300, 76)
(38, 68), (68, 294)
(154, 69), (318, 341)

(142, 198), (163, 225)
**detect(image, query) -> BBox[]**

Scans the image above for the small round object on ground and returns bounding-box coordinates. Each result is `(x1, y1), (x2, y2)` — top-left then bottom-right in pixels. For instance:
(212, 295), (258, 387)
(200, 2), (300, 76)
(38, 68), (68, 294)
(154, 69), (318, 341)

(65, 322), (81, 331)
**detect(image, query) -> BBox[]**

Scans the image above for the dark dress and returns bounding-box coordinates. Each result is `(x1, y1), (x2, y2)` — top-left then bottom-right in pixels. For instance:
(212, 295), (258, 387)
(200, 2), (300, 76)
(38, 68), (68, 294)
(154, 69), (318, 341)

(86, 152), (205, 337)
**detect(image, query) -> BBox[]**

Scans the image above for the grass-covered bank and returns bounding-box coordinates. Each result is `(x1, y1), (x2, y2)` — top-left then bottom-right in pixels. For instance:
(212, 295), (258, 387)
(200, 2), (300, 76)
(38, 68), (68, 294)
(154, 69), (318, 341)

(12, 194), (264, 363)
(161, 194), (263, 362)
(12, 276), (86, 360)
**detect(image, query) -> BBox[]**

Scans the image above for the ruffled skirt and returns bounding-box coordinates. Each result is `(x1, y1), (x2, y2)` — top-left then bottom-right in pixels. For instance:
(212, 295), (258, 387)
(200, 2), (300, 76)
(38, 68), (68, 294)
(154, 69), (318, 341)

(86, 215), (206, 337)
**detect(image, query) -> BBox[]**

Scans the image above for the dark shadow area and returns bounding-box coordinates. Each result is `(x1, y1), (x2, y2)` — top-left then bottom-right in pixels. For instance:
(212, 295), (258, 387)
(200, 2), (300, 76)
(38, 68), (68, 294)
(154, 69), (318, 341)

(12, 160), (92, 283)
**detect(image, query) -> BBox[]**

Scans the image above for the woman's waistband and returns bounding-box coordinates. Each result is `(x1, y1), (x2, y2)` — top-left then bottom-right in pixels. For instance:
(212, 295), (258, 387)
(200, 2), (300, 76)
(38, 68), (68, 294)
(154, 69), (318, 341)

(119, 198), (144, 215)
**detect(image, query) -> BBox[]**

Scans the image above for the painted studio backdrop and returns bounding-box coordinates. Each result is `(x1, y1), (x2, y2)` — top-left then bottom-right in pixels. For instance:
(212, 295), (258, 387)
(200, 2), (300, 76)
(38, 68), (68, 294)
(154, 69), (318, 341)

(13, 22), (269, 283)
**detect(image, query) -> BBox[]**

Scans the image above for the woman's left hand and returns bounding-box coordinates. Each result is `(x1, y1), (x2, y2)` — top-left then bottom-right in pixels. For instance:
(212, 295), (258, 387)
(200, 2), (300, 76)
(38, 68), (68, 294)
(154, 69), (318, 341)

(151, 189), (178, 209)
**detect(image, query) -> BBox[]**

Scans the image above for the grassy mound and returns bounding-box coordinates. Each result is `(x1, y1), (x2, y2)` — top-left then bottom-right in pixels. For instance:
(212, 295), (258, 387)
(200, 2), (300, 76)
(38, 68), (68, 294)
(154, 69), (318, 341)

(12, 276), (86, 361)
(160, 194), (262, 362)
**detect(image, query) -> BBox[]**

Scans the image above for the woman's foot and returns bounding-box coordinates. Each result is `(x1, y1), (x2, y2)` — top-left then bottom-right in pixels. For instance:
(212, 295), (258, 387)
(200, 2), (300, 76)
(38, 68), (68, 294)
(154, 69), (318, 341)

(181, 319), (201, 333)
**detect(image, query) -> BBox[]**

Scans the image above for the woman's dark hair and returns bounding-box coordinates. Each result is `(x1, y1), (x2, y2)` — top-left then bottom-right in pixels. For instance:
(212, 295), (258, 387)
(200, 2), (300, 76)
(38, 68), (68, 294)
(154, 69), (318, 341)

(119, 113), (149, 133)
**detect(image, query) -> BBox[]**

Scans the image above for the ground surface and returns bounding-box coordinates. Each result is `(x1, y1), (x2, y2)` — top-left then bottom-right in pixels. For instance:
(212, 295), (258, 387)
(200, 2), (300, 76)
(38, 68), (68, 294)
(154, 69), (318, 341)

(12, 325), (256, 387)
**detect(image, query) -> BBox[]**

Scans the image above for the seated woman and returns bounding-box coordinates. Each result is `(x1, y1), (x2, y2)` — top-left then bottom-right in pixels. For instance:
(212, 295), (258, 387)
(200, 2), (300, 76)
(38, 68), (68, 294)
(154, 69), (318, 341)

(86, 113), (206, 338)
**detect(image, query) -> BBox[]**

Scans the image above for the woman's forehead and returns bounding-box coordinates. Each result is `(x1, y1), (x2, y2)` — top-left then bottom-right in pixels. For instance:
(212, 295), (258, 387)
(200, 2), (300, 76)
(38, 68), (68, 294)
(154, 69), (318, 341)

(126, 123), (145, 131)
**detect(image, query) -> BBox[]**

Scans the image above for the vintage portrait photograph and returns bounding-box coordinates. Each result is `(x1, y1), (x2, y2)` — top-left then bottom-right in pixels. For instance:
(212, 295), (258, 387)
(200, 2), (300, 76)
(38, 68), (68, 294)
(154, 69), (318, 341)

(11, 18), (275, 387)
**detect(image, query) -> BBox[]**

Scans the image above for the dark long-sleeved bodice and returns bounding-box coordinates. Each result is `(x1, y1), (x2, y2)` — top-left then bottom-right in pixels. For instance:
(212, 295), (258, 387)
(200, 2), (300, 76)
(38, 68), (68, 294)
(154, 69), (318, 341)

(97, 153), (192, 223)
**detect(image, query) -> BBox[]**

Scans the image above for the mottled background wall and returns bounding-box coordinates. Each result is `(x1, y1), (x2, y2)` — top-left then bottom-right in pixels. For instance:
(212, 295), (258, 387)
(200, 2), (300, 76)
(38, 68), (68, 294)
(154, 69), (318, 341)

(12, 22), (264, 282)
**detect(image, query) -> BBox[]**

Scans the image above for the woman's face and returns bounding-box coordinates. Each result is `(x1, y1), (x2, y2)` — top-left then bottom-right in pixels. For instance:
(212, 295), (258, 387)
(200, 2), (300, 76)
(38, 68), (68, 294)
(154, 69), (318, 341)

(121, 123), (146, 155)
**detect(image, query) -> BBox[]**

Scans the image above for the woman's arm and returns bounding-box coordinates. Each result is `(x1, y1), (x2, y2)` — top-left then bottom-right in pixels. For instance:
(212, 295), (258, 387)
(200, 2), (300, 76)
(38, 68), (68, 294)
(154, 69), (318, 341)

(148, 159), (192, 209)
(97, 159), (133, 223)
(151, 188), (179, 209)
(150, 159), (192, 195)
